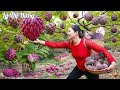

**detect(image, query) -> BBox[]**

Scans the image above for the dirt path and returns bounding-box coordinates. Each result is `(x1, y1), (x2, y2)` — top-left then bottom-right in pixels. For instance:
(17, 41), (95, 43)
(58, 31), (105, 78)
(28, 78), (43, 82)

(34, 52), (120, 79)
(0, 52), (120, 79)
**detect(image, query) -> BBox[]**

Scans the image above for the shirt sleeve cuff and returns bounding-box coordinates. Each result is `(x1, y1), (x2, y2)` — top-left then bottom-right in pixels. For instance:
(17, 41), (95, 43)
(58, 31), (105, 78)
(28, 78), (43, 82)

(45, 41), (48, 46)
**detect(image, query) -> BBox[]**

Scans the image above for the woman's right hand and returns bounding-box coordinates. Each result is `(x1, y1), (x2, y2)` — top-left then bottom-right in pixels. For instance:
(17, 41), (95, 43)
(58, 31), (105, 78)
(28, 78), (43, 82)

(31, 38), (45, 45)
(31, 38), (41, 44)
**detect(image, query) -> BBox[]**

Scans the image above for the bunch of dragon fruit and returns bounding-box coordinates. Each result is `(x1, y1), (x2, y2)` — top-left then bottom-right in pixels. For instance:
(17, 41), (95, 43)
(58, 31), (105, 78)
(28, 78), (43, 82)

(21, 16), (44, 41)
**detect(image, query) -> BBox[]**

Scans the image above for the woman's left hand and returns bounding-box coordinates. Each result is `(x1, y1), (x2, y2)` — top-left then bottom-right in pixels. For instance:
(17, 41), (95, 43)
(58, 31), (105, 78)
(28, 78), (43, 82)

(106, 61), (116, 72)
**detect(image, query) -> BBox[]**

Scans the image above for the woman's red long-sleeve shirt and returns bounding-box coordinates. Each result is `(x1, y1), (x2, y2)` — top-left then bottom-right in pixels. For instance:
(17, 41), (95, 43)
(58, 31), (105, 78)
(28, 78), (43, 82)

(45, 38), (115, 71)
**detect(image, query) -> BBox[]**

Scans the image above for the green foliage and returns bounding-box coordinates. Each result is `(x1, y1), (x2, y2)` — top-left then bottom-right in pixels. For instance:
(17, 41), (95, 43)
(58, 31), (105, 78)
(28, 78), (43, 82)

(30, 62), (36, 71)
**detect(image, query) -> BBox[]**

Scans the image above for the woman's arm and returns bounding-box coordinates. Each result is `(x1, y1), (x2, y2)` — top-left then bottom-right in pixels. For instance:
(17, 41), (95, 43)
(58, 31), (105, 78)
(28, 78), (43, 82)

(31, 39), (45, 45)
(31, 38), (70, 48)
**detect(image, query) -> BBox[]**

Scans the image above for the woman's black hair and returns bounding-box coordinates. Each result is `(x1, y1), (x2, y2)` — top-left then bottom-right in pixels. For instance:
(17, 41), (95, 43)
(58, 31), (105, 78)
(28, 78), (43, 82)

(71, 25), (84, 38)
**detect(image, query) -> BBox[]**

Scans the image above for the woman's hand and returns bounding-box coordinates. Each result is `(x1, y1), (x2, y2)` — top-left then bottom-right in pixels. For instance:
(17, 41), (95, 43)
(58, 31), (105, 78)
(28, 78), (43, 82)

(31, 38), (41, 44)
(31, 38), (45, 45)
(106, 61), (116, 72)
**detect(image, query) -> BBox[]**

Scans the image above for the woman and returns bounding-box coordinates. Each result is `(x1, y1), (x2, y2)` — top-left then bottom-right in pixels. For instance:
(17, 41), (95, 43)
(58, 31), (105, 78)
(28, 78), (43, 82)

(31, 25), (116, 79)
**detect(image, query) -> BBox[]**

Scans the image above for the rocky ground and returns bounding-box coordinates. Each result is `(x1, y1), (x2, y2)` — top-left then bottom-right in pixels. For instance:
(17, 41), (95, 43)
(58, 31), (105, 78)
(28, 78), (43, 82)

(0, 51), (120, 79)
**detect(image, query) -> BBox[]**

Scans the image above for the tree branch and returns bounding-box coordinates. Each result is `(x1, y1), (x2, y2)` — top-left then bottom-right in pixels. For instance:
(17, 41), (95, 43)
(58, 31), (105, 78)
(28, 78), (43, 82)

(104, 31), (120, 43)
(66, 12), (76, 24)
(77, 18), (90, 30)
(89, 24), (120, 30)
(101, 11), (107, 15)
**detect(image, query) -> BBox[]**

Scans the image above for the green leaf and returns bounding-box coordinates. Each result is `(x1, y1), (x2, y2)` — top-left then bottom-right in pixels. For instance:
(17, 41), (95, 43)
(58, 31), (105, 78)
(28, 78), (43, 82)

(0, 57), (9, 64)
(20, 58), (27, 63)
(40, 49), (49, 54)
(30, 62), (36, 71)
(3, 60), (9, 64)
(35, 50), (45, 55)
(39, 34), (47, 40)
(29, 42), (35, 49)
(16, 51), (29, 59)
(16, 52), (22, 58)
(25, 44), (31, 52)
(0, 54), (6, 59)
(42, 46), (50, 51)
(39, 55), (44, 59)
(25, 43), (35, 53)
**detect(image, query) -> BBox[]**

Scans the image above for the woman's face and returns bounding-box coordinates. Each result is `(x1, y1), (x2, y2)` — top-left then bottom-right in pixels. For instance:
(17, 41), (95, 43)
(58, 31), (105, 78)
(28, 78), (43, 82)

(67, 27), (78, 40)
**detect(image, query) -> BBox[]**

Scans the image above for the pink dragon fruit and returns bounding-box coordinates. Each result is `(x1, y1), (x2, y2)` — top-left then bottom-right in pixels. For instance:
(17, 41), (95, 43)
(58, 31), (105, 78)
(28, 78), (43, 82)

(5, 48), (16, 60)
(27, 53), (39, 63)
(21, 16), (45, 41)
(3, 68), (20, 77)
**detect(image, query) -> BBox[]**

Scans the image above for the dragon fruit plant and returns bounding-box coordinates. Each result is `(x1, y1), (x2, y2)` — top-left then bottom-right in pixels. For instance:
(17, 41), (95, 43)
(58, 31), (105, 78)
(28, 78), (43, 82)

(27, 53), (39, 63)
(26, 53), (40, 71)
